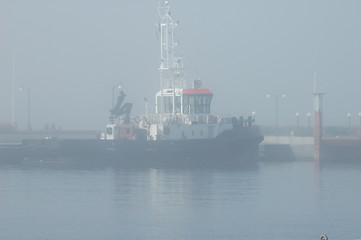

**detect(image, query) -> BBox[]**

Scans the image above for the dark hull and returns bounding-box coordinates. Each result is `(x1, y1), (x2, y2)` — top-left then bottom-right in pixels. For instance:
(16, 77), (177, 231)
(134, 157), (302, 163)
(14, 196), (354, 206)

(0, 136), (263, 165)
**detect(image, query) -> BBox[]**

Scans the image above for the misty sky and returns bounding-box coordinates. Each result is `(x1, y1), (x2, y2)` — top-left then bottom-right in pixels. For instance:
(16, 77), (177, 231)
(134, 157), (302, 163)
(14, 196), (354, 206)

(1, 0), (361, 130)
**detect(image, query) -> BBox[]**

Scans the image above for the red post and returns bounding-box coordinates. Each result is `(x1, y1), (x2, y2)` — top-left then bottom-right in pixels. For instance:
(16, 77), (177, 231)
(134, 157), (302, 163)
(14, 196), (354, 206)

(314, 111), (322, 161)
(313, 93), (324, 161)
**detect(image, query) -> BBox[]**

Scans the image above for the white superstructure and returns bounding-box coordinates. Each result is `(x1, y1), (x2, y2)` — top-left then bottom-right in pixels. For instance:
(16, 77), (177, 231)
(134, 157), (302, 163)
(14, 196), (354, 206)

(104, 0), (255, 141)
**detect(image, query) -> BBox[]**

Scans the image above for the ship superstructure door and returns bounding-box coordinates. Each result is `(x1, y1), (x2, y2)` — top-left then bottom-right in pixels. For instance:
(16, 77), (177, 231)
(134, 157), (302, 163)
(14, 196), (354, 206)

(182, 88), (213, 114)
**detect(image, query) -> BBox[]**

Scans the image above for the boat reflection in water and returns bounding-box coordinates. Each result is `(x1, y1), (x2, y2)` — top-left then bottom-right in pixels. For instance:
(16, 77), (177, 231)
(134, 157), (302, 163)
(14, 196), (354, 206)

(1, 155), (259, 171)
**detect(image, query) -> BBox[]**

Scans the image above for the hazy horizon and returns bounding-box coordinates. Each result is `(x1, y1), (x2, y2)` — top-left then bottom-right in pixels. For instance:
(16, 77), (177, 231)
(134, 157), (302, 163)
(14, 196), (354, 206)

(1, 0), (361, 130)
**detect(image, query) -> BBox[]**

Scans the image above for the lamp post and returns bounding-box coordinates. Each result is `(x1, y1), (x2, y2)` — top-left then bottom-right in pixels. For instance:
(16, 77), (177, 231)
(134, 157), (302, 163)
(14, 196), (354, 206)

(267, 93), (286, 135)
(306, 112), (311, 128)
(295, 112), (300, 134)
(112, 84), (122, 109)
(347, 113), (351, 129)
(306, 112), (311, 136)
(144, 97), (148, 119)
(19, 87), (31, 131)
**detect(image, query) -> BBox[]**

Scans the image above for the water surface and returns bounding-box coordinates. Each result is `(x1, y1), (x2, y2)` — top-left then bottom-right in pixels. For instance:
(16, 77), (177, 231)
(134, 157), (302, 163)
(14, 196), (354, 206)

(0, 159), (360, 240)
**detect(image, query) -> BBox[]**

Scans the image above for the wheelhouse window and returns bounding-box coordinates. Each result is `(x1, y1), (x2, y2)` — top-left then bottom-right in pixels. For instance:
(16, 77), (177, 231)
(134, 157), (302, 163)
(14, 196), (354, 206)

(182, 89), (213, 114)
(155, 88), (213, 114)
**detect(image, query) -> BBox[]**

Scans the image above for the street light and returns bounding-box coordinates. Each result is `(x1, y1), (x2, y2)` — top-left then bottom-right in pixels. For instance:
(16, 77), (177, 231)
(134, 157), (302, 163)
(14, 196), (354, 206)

(347, 113), (351, 129)
(267, 93), (286, 135)
(306, 112), (311, 128)
(295, 112), (300, 134)
(112, 84), (122, 109)
(18, 87), (31, 131)
(144, 97), (149, 119)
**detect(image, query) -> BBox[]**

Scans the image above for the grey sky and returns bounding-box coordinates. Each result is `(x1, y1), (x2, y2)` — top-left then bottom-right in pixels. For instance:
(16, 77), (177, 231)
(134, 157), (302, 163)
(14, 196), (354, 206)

(1, 0), (361, 130)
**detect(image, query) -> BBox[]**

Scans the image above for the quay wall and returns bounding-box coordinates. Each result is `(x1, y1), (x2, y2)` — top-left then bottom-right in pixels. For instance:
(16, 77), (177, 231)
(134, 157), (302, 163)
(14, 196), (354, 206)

(260, 136), (314, 160)
(0, 130), (100, 144)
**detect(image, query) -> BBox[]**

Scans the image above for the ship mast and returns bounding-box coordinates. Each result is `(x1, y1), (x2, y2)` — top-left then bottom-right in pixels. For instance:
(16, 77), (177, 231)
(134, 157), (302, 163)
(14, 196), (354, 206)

(157, 0), (185, 116)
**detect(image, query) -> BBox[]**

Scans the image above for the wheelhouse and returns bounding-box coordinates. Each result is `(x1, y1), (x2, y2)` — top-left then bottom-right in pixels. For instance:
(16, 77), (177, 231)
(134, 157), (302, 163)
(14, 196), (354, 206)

(155, 88), (213, 115)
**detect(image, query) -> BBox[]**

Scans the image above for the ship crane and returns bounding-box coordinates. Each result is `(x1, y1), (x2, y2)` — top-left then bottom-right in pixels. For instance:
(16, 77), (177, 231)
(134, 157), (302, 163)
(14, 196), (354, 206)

(110, 90), (132, 124)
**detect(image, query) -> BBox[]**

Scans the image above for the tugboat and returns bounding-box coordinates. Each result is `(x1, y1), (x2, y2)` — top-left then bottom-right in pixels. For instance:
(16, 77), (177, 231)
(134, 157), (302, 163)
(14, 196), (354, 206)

(0, 0), (263, 164)
(94, 0), (263, 161)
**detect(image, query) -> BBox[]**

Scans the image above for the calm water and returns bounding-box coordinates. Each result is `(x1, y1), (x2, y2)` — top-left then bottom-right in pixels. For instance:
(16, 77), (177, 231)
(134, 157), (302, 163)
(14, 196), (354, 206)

(0, 159), (360, 240)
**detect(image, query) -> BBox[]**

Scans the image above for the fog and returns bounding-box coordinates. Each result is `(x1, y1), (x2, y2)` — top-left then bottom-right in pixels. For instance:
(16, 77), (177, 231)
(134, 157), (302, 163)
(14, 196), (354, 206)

(1, 0), (360, 130)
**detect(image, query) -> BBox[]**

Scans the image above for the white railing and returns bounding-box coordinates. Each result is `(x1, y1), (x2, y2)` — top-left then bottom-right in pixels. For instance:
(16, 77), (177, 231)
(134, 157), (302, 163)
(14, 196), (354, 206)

(131, 113), (239, 126)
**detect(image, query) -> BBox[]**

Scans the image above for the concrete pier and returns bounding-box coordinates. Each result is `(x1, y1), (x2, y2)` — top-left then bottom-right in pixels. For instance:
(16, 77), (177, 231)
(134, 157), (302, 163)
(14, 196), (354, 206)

(260, 136), (313, 160)
(0, 130), (100, 144)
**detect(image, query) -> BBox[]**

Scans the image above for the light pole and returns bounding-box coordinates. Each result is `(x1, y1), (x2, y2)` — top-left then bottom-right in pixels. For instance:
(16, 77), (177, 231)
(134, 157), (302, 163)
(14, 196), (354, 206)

(347, 113), (351, 129)
(112, 84), (122, 109)
(144, 97), (148, 119)
(306, 112), (311, 128)
(306, 112), (311, 136)
(295, 112), (300, 134)
(252, 111), (256, 124)
(267, 93), (286, 135)
(19, 87), (31, 131)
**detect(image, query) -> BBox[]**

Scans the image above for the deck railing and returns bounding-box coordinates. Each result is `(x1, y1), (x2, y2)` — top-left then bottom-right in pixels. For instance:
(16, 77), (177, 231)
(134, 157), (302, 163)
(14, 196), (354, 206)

(131, 113), (256, 127)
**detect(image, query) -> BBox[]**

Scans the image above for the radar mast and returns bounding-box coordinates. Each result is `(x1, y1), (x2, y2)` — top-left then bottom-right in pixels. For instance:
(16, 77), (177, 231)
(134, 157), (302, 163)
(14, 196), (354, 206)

(157, 0), (185, 116)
